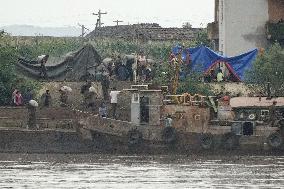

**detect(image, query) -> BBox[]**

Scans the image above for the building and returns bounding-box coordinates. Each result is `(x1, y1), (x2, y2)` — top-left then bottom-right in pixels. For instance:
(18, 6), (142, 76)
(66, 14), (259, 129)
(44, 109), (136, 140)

(208, 0), (284, 56)
(86, 23), (202, 41)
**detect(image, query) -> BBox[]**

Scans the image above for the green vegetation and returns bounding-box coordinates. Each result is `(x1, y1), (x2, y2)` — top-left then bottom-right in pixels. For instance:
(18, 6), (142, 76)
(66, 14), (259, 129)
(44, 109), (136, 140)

(0, 34), (41, 105)
(0, 30), (214, 104)
(245, 43), (284, 96)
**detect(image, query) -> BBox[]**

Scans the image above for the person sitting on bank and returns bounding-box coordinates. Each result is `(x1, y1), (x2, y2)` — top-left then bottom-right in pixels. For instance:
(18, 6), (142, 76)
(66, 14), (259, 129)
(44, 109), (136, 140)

(109, 87), (121, 119)
(99, 102), (107, 118)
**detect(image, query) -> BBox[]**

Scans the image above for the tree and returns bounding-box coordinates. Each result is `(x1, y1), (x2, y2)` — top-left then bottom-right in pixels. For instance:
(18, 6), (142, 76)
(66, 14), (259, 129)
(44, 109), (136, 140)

(0, 34), (40, 105)
(245, 43), (284, 96)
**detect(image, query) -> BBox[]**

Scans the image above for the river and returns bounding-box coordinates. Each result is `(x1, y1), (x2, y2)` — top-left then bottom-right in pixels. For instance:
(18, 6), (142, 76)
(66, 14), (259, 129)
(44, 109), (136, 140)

(0, 153), (283, 188)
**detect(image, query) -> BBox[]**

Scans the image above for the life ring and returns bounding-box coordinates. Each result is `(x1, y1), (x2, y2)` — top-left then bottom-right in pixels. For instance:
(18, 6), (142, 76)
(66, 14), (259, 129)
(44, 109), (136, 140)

(248, 113), (256, 120)
(222, 133), (239, 150)
(162, 127), (177, 144)
(127, 129), (143, 148)
(200, 133), (214, 150)
(267, 132), (283, 149)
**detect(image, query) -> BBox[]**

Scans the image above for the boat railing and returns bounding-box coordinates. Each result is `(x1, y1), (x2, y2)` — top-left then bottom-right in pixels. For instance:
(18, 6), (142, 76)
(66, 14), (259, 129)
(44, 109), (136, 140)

(164, 94), (208, 106)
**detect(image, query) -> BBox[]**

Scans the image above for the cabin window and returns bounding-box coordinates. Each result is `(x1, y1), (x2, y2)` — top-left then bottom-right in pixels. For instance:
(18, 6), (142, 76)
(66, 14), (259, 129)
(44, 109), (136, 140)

(260, 110), (269, 117)
(243, 122), (254, 136)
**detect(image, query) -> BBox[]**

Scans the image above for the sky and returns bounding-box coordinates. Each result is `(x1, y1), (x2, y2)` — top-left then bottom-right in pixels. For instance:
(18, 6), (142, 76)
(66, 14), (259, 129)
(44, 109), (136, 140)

(0, 0), (214, 29)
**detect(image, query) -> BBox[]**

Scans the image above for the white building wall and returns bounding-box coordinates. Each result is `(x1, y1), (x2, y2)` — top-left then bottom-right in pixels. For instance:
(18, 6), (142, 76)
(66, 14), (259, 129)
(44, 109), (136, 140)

(219, 0), (269, 56)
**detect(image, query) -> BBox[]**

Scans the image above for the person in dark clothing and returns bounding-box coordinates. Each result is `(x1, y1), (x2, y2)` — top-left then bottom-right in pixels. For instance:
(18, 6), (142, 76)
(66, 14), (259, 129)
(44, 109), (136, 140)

(101, 73), (110, 101)
(23, 88), (33, 104)
(39, 55), (49, 79)
(81, 81), (92, 106)
(42, 90), (51, 107)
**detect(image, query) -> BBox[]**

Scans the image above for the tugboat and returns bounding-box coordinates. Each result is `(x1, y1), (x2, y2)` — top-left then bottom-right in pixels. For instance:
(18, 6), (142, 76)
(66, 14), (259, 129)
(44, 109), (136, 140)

(78, 84), (284, 153)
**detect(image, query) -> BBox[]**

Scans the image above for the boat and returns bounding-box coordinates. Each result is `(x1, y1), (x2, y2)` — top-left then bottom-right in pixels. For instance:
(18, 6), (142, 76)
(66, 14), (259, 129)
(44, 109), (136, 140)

(77, 84), (284, 153)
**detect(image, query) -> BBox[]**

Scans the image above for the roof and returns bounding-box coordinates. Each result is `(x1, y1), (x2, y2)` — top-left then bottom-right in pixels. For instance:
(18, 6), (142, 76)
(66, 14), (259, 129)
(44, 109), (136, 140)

(230, 97), (284, 108)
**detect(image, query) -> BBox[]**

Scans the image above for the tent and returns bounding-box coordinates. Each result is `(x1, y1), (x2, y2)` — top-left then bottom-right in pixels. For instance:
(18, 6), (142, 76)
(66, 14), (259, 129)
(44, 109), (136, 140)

(172, 45), (258, 81)
(16, 44), (102, 81)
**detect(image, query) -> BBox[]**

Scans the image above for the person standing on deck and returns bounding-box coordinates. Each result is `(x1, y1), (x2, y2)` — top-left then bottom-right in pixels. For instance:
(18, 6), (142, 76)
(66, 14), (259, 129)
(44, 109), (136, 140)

(109, 87), (120, 119)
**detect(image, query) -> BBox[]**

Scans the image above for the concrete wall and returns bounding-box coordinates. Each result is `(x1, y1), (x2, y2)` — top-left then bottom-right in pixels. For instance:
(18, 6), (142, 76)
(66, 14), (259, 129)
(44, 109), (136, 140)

(219, 0), (269, 56)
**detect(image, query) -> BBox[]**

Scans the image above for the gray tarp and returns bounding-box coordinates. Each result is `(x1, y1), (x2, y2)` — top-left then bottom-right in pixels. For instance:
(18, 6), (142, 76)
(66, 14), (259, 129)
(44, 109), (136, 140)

(16, 44), (102, 81)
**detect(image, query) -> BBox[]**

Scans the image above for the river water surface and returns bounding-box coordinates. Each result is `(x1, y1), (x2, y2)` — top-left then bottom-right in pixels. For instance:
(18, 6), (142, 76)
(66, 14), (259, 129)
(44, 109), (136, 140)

(0, 153), (283, 188)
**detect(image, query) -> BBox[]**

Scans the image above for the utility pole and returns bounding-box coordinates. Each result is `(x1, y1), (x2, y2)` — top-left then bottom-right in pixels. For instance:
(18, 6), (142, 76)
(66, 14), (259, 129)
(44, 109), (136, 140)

(92, 9), (107, 28)
(78, 23), (90, 37)
(113, 20), (123, 26)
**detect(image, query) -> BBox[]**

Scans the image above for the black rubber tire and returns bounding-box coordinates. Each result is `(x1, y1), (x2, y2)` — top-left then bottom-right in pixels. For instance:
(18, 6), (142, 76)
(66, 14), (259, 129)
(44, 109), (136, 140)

(162, 127), (177, 144)
(200, 133), (214, 150)
(222, 133), (239, 150)
(127, 129), (143, 148)
(267, 132), (283, 149)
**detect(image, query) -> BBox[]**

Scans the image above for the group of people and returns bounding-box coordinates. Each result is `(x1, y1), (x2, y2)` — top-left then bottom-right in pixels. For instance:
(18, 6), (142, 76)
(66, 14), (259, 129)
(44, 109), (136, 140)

(103, 53), (153, 83)
(80, 81), (121, 119)
(12, 88), (33, 106)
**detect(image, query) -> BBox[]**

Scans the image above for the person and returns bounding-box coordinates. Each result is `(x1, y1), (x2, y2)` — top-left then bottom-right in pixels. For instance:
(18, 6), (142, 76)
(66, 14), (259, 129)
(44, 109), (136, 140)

(109, 87), (121, 119)
(42, 90), (52, 107)
(38, 55), (49, 79)
(86, 86), (97, 110)
(23, 88), (33, 104)
(145, 64), (152, 81)
(164, 115), (173, 127)
(59, 89), (68, 107)
(14, 91), (23, 106)
(101, 72), (110, 101)
(99, 102), (107, 118)
(81, 81), (92, 106)
(27, 100), (38, 129)
(269, 101), (277, 126)
(222, 92), (230, 105)
(217, 69), (224, 82)
(11, 88), (18, 105)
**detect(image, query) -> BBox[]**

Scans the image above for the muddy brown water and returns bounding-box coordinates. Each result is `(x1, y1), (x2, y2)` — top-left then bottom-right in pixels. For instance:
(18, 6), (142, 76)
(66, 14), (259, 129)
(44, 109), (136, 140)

(0, 153), (283, 188)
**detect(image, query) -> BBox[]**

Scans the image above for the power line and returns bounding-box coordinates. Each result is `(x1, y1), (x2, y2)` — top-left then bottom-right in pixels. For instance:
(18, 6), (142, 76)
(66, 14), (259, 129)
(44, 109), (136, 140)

(78, 23), (90, 37)
(113, 20), (123, 26)
(92, 9), (107, 28)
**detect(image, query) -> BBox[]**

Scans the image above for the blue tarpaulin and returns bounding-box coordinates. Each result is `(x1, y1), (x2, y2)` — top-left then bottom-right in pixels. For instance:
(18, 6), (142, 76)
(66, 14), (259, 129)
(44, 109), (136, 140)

(172, 45), (258, 81)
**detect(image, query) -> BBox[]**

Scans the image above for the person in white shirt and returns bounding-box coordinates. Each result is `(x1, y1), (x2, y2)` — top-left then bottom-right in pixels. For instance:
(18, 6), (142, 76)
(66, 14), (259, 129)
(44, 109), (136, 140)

(109, 87), (121, 119)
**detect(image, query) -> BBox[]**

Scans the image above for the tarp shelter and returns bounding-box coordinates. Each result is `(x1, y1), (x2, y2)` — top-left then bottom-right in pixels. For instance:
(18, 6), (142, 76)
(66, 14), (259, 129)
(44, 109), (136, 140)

(172, 45), (258, 81)
(16, 44), (102, 81)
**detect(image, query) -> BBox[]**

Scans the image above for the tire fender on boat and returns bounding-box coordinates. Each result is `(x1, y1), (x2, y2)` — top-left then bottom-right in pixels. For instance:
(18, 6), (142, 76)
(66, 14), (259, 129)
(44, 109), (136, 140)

(127, 129), (143, 147)
(200, 133), (214, 150)
(162, 127), (177, 144)
(267, 132), (283, 149)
